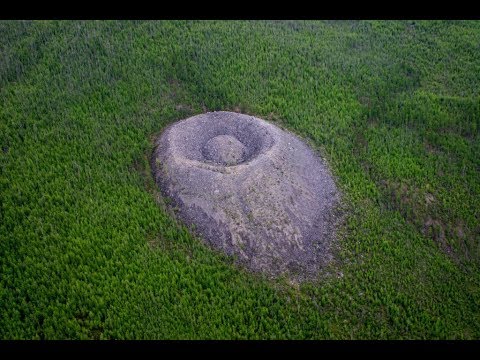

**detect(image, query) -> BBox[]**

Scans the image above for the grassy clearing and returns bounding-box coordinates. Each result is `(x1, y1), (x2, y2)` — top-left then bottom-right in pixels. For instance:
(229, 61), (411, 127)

(0, 20), (479, 339)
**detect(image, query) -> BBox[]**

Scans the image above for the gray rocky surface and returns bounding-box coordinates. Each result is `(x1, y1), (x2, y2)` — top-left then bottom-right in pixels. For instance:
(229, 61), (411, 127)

(152, 111), (340, 281)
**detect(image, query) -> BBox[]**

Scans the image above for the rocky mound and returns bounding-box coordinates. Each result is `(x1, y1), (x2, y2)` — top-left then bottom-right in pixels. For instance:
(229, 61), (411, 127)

(152, 111), (340, 281)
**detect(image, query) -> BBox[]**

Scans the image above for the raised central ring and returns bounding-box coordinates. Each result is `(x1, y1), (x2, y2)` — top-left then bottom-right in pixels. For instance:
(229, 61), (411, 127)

(164, 112), (275, 168)
(202, 135), (247, 166)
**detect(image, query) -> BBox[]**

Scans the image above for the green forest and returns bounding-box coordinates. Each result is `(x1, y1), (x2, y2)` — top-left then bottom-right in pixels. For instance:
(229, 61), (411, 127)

(0, 20), (479, 339)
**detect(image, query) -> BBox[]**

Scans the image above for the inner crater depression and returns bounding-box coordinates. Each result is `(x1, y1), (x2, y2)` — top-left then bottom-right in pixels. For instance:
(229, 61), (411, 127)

(152, 111), (340, 281)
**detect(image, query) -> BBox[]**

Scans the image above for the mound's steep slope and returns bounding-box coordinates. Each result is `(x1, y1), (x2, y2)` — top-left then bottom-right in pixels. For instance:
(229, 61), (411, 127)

(152, 112), (340, 280)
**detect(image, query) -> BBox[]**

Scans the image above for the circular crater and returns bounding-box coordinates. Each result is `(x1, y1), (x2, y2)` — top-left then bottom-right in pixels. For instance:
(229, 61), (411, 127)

(164, 112), (275, 167)
(202, 135), (247, 166)
(152, 111), (341, 282)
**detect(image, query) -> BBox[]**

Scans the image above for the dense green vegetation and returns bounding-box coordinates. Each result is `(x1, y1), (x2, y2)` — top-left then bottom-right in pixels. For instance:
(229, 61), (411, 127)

(1, 20), (479, 339)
